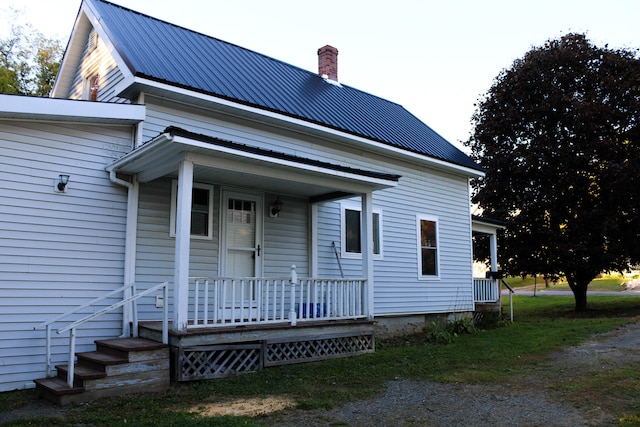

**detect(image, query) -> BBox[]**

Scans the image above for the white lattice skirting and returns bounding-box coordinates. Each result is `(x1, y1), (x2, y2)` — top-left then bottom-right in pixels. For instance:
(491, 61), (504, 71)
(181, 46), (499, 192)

(176, 332), (375, 381)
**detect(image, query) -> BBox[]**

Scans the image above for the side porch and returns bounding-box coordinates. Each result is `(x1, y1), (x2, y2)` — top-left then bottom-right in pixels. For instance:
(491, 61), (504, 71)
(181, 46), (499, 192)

(472, 215), (508, 319)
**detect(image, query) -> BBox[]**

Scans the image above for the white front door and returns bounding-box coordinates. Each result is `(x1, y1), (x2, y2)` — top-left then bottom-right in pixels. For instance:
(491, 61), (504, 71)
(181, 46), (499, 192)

(221, 189), (263, 278)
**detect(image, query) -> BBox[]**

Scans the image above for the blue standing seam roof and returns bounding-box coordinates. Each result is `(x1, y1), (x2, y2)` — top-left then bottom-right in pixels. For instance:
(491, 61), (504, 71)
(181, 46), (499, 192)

(90, 0), (482, 172)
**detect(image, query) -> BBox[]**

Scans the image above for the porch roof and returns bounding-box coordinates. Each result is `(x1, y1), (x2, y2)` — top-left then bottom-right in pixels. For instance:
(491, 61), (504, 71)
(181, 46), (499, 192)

(107, 126), (401, 199)
(472, 215), (507, 235)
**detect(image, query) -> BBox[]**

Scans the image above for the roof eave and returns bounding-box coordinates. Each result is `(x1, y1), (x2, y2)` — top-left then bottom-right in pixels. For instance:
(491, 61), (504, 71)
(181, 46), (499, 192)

(0, 94), (146, 124)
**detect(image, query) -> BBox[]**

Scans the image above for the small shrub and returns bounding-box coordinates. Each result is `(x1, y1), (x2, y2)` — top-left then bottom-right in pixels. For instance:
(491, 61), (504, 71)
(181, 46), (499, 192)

(424, 318), (477, 344)
(450, 317), (477, 335)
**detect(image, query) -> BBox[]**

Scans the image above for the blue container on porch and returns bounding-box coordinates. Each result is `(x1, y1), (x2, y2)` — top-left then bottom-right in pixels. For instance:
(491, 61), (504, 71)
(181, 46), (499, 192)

(298, 303), (327, 318)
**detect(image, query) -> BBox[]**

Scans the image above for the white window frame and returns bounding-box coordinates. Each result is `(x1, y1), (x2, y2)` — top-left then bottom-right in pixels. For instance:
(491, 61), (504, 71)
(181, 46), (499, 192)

(340, 202), (383, 260)
(170, 180), (214, 240)
(416, 214), (440, 280)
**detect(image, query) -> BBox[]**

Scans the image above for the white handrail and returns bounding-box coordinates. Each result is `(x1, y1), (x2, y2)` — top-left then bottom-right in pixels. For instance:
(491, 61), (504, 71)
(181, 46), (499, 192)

(34, 283), (135, 379)
(34, 284), (135, 332)
(35, 282), (169, 388)
(57, 283), (169, 334)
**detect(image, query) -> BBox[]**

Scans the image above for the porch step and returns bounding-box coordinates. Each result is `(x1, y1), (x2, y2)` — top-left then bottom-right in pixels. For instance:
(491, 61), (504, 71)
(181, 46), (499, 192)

(33, 377), (84, 406)
(34, 337), (170, 406)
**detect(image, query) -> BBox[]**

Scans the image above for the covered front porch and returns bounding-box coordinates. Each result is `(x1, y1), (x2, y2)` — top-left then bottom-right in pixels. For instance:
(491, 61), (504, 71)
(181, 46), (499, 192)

(103, 127), (400, 376)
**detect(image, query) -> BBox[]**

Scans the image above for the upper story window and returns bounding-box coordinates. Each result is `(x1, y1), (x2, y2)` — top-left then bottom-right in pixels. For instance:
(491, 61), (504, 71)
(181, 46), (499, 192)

(170, 181), (214, 240)
(417, 214), (439, 278)
(341, 202), (382, 260)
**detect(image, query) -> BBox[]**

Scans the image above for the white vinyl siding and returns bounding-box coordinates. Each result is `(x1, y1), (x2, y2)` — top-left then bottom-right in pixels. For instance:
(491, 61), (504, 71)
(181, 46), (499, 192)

(134, 179), (221, 321)
(262, 194), (309, 277)
(0, 120), (133, 391)
(66, 24), (129, 103)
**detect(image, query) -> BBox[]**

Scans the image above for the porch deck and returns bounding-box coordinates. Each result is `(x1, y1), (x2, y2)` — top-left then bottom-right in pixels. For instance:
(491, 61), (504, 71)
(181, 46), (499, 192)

(138, 319), (375, 382)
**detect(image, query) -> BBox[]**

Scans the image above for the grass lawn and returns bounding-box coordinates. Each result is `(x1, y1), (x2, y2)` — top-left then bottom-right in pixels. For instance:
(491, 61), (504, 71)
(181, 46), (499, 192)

(1, 295), (640, 426)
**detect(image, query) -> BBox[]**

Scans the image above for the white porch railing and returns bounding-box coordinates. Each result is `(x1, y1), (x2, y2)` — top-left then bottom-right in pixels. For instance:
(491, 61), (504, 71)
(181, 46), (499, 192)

(473, 278), (500, 303)
(189, 268), (367, 329)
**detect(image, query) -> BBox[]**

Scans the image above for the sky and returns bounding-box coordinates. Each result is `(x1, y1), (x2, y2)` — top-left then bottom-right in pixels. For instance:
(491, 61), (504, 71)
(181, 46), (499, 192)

(1, 0), (640, 150)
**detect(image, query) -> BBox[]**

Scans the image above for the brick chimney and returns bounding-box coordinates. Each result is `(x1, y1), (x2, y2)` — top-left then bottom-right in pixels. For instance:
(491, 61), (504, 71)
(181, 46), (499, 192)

(318, 45), (338, 81)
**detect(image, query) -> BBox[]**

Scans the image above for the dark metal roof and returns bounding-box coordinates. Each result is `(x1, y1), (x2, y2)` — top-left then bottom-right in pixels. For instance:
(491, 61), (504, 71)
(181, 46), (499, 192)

(90, 0), (482, 172)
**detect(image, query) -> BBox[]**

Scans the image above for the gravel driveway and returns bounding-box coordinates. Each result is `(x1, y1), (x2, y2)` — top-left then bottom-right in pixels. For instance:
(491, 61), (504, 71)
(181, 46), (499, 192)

(266, 320), (640, 426)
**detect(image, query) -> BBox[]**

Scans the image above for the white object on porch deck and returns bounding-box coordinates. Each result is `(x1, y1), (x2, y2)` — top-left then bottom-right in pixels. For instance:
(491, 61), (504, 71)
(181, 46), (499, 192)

(189, 267), (367, 329)
(473, 278), (500, 303)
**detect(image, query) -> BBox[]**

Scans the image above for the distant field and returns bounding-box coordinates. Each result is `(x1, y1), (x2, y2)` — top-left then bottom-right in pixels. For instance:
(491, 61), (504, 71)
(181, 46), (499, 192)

(502, 275), (628, 292)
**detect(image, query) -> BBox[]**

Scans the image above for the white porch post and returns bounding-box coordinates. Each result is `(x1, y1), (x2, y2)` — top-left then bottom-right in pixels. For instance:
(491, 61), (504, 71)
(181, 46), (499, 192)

(310, 203), (319, 278)
(361, 192), (374, 320)
(122, 176), (139, 337)
(489, 232), (498, 272)
(173, 160), (194, 332)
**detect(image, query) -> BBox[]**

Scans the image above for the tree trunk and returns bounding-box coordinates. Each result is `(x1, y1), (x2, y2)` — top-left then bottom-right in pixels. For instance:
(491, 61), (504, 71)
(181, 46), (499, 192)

(572, 284), (588, 312)
(566, 274), (592, 312)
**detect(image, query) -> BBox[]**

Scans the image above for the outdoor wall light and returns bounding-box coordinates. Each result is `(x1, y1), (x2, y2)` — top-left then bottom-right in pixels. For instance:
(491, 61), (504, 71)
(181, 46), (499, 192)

(270, 196), (283, 217)
(56, 174), (70, 192)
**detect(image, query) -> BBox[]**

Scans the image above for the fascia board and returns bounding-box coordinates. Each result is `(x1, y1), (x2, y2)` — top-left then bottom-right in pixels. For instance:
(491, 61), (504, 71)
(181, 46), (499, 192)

(0, 95), (146, 124)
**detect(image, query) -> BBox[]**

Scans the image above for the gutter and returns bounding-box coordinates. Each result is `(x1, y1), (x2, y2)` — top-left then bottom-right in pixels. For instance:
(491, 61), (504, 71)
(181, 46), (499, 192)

(109, 170), (140, 337)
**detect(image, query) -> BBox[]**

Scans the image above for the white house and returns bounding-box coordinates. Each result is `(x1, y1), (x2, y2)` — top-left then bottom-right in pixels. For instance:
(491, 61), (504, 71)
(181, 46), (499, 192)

(0, 0), (502, 399)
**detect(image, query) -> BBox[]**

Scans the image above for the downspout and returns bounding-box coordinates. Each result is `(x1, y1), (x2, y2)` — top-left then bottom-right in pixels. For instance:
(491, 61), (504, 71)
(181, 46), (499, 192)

(109, 170), (139, 337)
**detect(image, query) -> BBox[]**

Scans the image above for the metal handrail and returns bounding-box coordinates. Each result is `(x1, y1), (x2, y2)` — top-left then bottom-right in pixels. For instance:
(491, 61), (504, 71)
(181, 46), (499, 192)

(501, 279), (515, 321)
(35, 282), (169, 388)
(34, 283), (135, 381)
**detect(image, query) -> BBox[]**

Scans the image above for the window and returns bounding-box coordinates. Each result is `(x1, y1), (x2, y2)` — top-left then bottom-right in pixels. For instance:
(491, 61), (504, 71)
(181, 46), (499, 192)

(170, 181), (214, 239)
(417, 215), (439, 278)
(83, 75), (99, 101)
(341, 203), (382, 259)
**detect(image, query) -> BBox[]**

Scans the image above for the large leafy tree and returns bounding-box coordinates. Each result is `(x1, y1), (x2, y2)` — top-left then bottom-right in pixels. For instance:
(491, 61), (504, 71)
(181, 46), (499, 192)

(465, 33), (640, 311)
(0, 9), (62, 96)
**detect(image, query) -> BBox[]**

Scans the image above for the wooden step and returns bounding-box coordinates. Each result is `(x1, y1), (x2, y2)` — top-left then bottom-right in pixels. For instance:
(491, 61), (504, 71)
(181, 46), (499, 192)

(96, 337), (168, 352)
(34, 377), (84, 406)
(34, 337), (170, 405)
(76, 350), (128, 372)
(56, 363), (106, 384)
(95, 337), (169, 362)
